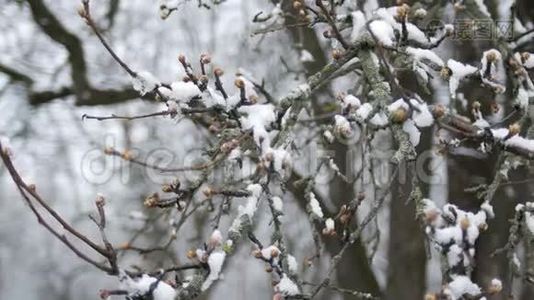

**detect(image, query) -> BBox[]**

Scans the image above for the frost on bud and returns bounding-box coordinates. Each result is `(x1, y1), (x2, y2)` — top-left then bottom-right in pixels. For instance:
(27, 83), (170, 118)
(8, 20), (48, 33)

(292, 1), (302, 10)
(323, 130), (335, 144)
(121, 150), (133, 161)
(214, 68), (224, 77)
(0, 136), (12, 157)
(332, 49), (343, 60)
(200, 53), (211, 64)
(508, 123), (521, 136)
(144, 193), (159, 207)
(488, 278), (502, 294)
(440, 67), (452, 80)
(485, 49), (500, 63)
(95, 193), (105, 206)
(432, 104), (446, 119)
(322, 218), (336, 236)
(162, 184), (173, 193)
(234, 78), (245, 89)
(453, 2), (466, 11)
(424, 293), (437, 300)
(390, 108), (408, 123)
(334, 115), (352, 137)
(424, 209), (440, 224)
(203, 187), (214, 198)
(444, 24), (455, 36)
(77, 6), (87, 19)
(270, 247), (280, 258)
(99, 289), (111, 300)
(414, 8), (427, 19)
(208, 229), (223, 248)
(166, 100), (178, 116)
(178, 54), (187, 65)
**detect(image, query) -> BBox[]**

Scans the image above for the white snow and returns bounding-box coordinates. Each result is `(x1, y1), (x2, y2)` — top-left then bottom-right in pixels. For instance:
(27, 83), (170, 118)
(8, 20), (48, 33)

(516, 87), (529, 109)
(480, 201), (495, 218)
(409, 99), (434, 127)
(405, 22), (429, 45)
(236, 75), (258, 100)
(474, 0), (491, 17)
(490, 278), (502, 292)
(406, 47), (444, 67)
(323, 130), (335, 143)
(131, 71), (159, 95)
(119, 271), (176, 300)
(208, 229), (223, 248)
(350, 11), (366, 42)
(445, 275), (481, 300)
(369, 112), (388, 126)
(276, 274), (300, 296)
(369, 20), (395, 47)
(388, 98), (409, 112)
(300, 50), (315, 63)
(325, 218), (335, 231)
(238, 104), (276, 152)
(334, 115), (352, 137)
(166, 100), (178, 114)
(229, 184), (262, 233)
(309, 192), (324, 218)
(480, 49), (502, 79)
(522, 53), (534, 68)
(201, 251), (226, 291)
(287, 255), (298, 274)
(525, 211), (534, 235)
(402, 119), (421, 146)
(356, 103), (374, 119)
(169, 81), (201, 102)
(447, 59), (478, 98)
(260, 245), (280, 260)
(271, 196), (283, 212)
(342, 94), (361, 111)
(491, 128), (509, 139)
(504, 135), (534, 152)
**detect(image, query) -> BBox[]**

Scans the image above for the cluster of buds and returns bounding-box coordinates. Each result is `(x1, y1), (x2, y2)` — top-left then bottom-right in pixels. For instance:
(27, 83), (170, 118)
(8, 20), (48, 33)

(220, 138), (240, 153)
(431, 104), (447, 119)
(487, 278), (503, 294)
(143, 193), (160, 208)
(331, 48), (343, 60)
(187, 229), (224, 263)
(439, 66), (452, 80)
(121, 149), (134, 161)
(413, 8), (427, 19)
(161, 178), (181, 194)
(252, 245), (281, 273)
(202, 186), (215, 198)
(292, 0), (309, 21)
(95, 193), (106, 207)
(505, 123), (521, 140)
